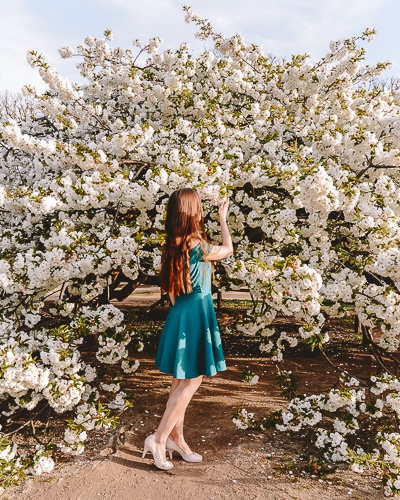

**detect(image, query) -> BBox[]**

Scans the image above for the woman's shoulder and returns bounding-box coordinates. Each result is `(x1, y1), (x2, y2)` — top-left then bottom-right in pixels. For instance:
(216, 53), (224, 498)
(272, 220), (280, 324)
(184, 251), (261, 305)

(173, 238), (212, 253)
(188, 239), (201, 251)
(190, 241), (214, 262)
(173, 237), (200, 251)
(183, 238), (208, 251)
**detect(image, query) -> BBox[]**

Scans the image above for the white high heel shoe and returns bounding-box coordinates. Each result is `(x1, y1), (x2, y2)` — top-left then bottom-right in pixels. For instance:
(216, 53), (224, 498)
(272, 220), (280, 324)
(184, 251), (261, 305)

(166, 437), (203, 463)
(142, 434), (174, 470)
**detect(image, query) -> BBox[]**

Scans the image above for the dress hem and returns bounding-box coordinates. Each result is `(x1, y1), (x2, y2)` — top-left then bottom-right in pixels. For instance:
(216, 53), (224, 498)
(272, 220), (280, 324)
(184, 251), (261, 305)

(155, 363), (227, 380)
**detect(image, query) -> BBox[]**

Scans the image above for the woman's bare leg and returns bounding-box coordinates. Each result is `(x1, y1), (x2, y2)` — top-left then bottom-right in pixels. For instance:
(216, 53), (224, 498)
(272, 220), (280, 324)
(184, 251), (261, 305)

(168, 378), (180, 398)
(167, 379), (187, 449)
(153, 376), (203, 455)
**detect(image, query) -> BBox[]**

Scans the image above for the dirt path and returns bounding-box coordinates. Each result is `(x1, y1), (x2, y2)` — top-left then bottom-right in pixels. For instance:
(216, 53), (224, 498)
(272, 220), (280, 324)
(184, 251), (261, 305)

(7, 357), (383, 500)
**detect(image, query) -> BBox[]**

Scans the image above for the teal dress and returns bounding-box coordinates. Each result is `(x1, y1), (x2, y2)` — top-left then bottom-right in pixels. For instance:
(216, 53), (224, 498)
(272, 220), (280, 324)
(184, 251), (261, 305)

(155, 243), (227, 379)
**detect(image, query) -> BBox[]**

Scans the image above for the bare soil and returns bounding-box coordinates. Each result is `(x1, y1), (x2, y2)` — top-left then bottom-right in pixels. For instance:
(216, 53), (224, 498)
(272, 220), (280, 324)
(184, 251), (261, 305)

(4, 293), (386, 499)
(6, 355), (383, 500)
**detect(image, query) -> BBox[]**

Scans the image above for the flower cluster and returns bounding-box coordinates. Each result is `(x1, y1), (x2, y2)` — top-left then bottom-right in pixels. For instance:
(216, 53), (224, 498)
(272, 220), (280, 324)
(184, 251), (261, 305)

(234, 373), (400, 495)
(232, 408), (258, 430)
(274, 373), (400, 496)
(242, 367), (259, 386)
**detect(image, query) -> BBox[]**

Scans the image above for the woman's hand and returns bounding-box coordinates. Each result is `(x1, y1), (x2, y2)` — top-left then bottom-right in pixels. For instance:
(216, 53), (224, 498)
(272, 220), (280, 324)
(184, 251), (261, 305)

(218, 198), (229, 220)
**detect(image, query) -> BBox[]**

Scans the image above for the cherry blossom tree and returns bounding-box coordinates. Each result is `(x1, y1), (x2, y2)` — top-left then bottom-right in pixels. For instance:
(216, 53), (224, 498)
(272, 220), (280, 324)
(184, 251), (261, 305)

(1, 5), (400, 494)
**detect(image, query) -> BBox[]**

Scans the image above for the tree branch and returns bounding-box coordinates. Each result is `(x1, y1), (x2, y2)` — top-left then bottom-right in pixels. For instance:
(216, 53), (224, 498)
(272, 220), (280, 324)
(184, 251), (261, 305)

(356, 156), (400, 179)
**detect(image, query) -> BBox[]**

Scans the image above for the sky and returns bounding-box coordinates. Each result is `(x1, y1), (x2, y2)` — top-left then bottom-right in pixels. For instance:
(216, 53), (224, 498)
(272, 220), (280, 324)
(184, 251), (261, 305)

(0, 0), (399, 92)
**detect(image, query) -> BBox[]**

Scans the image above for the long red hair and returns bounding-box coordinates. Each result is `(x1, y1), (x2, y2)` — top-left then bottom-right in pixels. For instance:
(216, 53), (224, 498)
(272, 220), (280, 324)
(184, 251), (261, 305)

(160, 188), (207, 296)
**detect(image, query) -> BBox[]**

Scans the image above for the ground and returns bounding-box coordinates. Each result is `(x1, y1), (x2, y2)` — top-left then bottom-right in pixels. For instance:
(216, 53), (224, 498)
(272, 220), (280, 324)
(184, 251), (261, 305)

(3, 290), (387, 500)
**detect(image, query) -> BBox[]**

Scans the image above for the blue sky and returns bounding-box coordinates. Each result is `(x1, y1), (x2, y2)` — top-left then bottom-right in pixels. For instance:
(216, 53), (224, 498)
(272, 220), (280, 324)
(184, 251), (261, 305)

(0, 0), (399, 92)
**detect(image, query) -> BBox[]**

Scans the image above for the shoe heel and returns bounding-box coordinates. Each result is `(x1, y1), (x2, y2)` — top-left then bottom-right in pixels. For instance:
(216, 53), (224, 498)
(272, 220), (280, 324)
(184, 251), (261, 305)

(142, 434), (174, 470)
(168, 450), (173, 460)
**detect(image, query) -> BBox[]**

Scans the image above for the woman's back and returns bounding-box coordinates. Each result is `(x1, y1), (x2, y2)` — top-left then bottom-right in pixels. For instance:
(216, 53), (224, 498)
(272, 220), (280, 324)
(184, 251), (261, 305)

(186, 243), (212, 296)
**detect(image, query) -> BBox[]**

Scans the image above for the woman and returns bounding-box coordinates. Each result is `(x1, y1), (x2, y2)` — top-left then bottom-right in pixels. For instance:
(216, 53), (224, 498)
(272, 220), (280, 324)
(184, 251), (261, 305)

(142, 188), (233, 470)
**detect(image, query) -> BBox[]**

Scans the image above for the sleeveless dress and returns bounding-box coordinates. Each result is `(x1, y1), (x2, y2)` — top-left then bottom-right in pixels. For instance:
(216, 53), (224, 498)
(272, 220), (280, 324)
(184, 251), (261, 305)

(155, 243), (227, 379)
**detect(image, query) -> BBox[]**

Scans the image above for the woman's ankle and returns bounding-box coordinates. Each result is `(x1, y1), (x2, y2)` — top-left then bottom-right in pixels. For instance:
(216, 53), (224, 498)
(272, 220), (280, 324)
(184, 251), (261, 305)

(153, 432), (167, 446)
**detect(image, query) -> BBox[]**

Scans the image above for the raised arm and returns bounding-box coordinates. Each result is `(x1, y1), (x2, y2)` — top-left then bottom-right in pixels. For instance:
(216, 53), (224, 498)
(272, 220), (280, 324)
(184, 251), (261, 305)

(203, 198), (233, 262)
